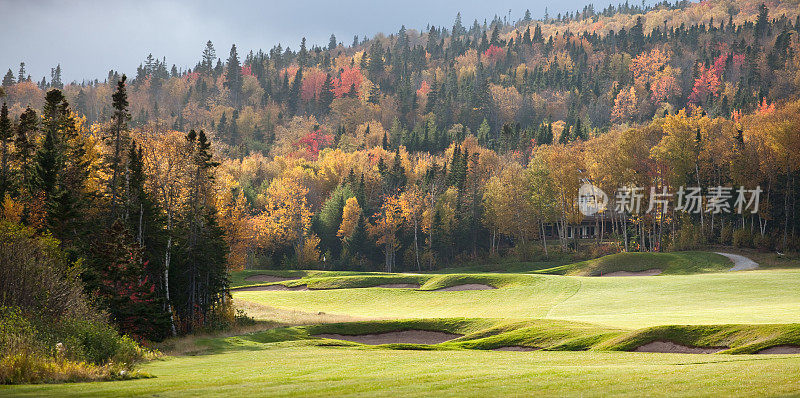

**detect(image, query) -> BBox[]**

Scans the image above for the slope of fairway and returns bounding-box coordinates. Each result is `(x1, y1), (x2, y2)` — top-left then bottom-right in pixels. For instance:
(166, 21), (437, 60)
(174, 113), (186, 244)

(234, 270), (800, 328)
(234, 274), (579, 320)
(228, 318), (800, 354)
(533, 251), (732, 276)
(545, 270), (800, 327)
(5, 346), (800, 397)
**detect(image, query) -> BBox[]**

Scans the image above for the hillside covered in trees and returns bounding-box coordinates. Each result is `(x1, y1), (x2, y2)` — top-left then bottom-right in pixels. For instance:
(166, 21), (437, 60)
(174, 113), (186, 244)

(2, 0), (800, 346)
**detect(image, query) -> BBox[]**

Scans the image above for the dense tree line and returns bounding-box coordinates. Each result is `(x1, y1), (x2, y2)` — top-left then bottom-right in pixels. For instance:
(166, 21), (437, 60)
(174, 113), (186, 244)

(2, 0), (800, 276)
(0, 79), (229, 340)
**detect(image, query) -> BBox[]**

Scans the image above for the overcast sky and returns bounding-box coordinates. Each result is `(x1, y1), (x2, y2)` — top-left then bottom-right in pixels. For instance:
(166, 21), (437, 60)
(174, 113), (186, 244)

(1, 0), (633, 83)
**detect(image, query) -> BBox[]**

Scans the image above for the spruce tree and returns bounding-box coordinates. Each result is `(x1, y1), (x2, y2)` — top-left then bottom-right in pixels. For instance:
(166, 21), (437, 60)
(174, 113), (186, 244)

(319, 74), (334, 114)
(288, 67), (303, 115)
(14, 107), (37, 193)
(109, 75), (130, 219)
(328, 34), (337, 51)
(88, 220), (170, 341)
(755, 3), (770, 37)
(32, 119), (61, 229)
(17, 62), (26, 83)
(490, 24), (501, 47)
(225, 44), (243, 107)
(1, 69), (14, 87)
(173, 130), (227, 332)
(0, 103), (11, 200)
(201, 40), (216, 73)
(298, 37), (308, 68)
(35, 90), (90, 246)
(50, 65), (63, 89)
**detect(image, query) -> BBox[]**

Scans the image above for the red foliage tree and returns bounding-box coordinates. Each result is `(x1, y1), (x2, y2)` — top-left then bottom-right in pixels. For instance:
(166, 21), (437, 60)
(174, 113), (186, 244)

(301, 68), (327, 101)
(688, 54), (727, 104)
(332, 66), (364, 97)
(295, 127), (334, 160)
(89, 221), (170, 341)
(483, 45), (506, 66)
(416, 81), (431, 97)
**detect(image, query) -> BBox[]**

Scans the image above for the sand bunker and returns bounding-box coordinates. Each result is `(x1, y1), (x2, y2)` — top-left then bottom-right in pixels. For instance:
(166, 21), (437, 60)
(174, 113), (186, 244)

(233, 284), (309, 292)
(374, 283), (420, 289)
(433, 284), (497, 291)
(244, 275), (302, 283)
(600, 269), (663, 277)
(314, 330), (462, 345)
(492, 346), (540, 351)
(756, 345), (800, 354)
(634, 341), (726, 354)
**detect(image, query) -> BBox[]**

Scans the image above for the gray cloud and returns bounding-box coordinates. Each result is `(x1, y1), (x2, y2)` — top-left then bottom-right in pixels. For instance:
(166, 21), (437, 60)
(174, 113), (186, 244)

(1, 0), (629, 82)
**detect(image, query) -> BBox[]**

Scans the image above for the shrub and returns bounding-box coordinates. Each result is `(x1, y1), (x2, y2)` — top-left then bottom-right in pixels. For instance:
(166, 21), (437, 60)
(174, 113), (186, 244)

(194, 300), (255, 333)
(0, 306), (149, 385)
(0, 353), (150, 385)
(0, 222), (150, 384)
(719, 224), (733, 245)
(671, 224), (700, 251)
(0, 222), (93, 321)
(753, 233), (774, 251)
(733, 228), (753, 248)
(586, 244), (621, 259)
(509, 242), (545, 261)
(56, 318), (143, 366)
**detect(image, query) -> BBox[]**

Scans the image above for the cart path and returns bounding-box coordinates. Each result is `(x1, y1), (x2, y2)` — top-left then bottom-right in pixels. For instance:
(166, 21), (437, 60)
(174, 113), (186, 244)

(715, 252), (759, 271)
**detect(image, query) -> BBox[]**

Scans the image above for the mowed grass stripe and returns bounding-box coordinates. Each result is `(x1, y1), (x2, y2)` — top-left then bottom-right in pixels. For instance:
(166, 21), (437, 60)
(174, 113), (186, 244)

(234, 270), (800, 328)
(5, 348), (800, 397)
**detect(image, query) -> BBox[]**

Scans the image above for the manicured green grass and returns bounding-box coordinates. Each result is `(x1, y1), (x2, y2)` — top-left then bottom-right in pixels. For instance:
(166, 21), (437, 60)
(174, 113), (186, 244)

(234, 269), (800, 328)
(598, 323), (800, 354)
(226, 318), (800, 354)
(9, 250), (798, 396)
(433, 258), (573, 273)
(5, 346), (800, 397)
(230, 251), (734, 290)
(232, 269), (534, 290)
(533, 251), (732, 276)
(229, 269), (380, 288)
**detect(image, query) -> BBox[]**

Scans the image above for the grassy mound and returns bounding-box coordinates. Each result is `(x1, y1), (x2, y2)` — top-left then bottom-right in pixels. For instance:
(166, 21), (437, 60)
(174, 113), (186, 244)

(533, 251), (732, 276)
(197, 318), (800, 355)
(449, 319), (625, 351)
(232, 271), (537, 291)
(229, 270), (380, 288)
(598, 324), (800, 354)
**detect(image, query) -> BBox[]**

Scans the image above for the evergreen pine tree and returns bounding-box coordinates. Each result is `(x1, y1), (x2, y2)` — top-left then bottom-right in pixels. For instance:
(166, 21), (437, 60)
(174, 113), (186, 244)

(109, 75), (130, 219)
(14, 107), (37, 192)
(88, 220), (170, 341)
(50, 65), (63, 90)
(201, 41), (216, 73)
(1, 69), (14, 87)
(173, 130), (227, 333)
(328, 34), (337, 51)
(0, 103), (11, 200)
(288, 67), (303, 115)
(17, 62), (26, 83)
(319, 74), (334, 113)
(225, 44), (243, 107)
